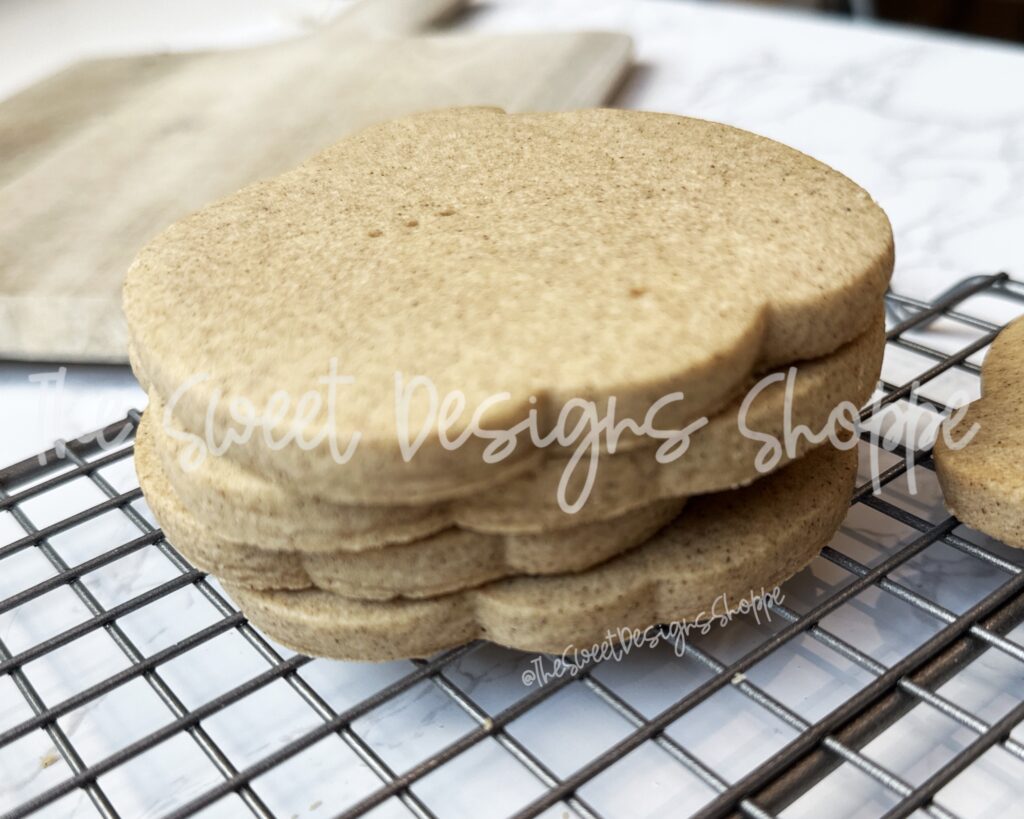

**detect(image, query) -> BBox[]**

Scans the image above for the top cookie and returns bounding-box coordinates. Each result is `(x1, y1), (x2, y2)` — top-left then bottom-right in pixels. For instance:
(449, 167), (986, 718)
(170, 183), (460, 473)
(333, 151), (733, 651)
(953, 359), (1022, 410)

(124, 108), (893, 501)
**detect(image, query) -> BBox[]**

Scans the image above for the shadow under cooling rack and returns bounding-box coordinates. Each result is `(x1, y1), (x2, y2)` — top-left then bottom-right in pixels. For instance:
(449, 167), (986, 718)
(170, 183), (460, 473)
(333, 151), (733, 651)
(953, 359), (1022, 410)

(1, 273), (1024, 819)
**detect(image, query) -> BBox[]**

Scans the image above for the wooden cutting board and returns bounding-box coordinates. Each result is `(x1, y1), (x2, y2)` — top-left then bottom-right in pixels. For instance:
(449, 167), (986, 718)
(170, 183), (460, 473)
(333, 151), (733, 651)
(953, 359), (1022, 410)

(0, 0), (632, 362)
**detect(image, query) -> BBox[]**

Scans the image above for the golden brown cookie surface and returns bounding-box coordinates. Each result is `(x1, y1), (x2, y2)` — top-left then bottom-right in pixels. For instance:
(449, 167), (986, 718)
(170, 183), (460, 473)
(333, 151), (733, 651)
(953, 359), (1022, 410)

(135, 412), (686, 599)
(125, 108), (893, 503)
(936, 317), (1024, 548)
(221, 445), (857, 660)
(146, 311), (884, 547)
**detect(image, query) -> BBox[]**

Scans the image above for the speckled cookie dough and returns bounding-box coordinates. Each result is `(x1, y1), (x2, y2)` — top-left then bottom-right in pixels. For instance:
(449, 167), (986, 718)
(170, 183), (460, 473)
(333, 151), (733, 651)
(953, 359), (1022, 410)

(146, 313), (883, 549)
(221, 445), (857, 660)
(935, 317), (1024, 548)
(135, 413), (685, 598)
(124, 107), (893, 505)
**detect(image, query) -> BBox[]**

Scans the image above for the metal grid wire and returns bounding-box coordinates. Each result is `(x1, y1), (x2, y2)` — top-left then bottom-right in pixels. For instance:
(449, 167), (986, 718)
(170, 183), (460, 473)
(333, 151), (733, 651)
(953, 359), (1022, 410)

(2, 272), (1024, 818)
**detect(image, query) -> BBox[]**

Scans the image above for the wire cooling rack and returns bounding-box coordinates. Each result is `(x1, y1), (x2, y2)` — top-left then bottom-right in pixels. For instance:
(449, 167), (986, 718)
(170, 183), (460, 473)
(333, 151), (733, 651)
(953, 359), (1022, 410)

(2, 272), (1024, 819)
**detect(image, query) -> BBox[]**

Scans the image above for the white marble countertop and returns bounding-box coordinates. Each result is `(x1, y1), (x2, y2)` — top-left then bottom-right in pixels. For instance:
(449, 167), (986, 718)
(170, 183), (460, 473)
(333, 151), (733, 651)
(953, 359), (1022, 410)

(2, 3), (1024, 818)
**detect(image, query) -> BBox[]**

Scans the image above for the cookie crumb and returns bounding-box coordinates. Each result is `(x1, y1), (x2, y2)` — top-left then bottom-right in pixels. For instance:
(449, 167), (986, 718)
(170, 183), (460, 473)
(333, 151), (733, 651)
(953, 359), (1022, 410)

(310, 800), (322, 811)
(40, 751), (60, 769)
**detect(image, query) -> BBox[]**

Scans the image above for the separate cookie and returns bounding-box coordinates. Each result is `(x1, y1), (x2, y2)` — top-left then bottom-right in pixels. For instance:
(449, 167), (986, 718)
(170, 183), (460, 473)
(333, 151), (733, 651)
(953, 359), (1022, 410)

(135, 414), (685, 598)
(221, 445), (857, 660)
(125, 108), (893, 505)
(935, 317), (1024, 547)
(148, 312), (883, 549)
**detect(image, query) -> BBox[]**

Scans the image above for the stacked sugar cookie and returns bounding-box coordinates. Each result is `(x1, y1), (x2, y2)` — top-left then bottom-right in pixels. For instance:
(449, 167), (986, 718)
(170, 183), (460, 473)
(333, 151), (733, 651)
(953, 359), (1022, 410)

(126, 108), (893, 660)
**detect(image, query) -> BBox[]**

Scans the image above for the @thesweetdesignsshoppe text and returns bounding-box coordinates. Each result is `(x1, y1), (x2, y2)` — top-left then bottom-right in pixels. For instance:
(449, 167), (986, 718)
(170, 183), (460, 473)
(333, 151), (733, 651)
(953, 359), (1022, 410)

(520, 586), (786, 687)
